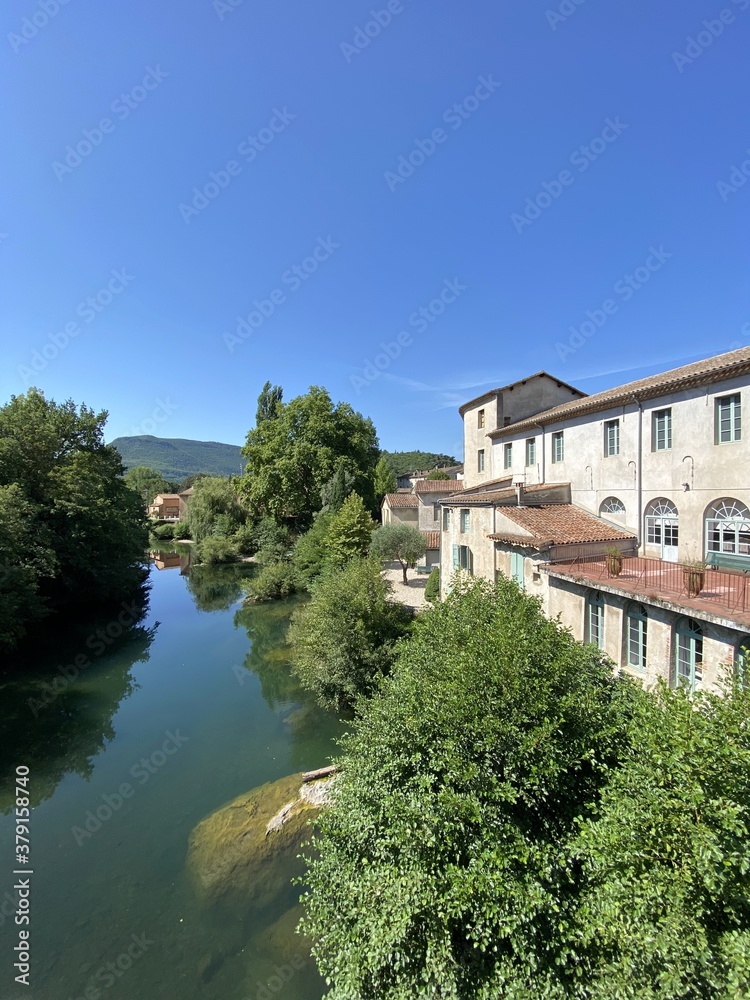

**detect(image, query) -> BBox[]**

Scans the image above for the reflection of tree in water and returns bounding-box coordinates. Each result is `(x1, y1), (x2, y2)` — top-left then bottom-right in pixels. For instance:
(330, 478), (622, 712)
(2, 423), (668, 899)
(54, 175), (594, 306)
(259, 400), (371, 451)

(0, 589), (157, 812)
(233, 597), (310, 709)
(184, 562), (255, 613)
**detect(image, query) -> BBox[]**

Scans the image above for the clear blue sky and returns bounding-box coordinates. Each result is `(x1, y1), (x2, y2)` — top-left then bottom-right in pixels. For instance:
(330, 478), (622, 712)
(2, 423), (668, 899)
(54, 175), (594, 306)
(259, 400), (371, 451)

(2, 0), (749, 461)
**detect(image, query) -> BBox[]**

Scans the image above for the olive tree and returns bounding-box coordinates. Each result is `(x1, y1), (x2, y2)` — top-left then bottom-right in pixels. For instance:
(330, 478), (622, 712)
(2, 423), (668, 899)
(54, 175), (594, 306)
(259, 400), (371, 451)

(370, 522), (427, 584)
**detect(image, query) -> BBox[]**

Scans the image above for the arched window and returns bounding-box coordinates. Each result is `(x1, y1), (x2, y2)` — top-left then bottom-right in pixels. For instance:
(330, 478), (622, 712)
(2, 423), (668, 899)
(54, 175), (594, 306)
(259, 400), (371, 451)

(600, 497), (626, 518)
(645, 498), (679, 562)
(705, 498), (750, 558)
(675, 618), (703, 690)
(626, 603), (648, 670)
(586, 591), (604, 649)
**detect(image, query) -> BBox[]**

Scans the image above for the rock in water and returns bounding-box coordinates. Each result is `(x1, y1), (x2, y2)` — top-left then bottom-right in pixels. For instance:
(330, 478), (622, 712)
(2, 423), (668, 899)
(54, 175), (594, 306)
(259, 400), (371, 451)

(187, 771), (335, 911)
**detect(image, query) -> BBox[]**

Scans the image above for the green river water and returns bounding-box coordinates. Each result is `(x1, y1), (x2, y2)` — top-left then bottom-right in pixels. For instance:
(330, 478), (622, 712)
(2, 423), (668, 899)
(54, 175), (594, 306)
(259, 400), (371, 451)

(0, 546), (345, 999)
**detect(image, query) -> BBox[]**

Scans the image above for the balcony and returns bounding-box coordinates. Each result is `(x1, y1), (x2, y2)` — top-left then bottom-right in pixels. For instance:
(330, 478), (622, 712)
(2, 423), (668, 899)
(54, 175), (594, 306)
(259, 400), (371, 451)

(546, 553), (750, 629)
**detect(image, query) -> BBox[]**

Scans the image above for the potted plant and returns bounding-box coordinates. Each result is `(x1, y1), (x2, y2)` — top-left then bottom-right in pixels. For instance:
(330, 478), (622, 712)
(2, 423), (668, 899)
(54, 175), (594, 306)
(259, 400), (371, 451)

(605, 547), (623, 578)
(682, 558), (708, 597)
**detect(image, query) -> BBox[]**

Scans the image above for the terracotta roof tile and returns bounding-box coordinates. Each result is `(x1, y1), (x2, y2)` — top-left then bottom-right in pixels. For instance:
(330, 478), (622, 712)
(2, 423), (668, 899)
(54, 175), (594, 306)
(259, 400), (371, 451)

(421, 531), (440, 550)
(489, 347), (750, 438)
(442, 483), (566, 505)
(382, 493), (419, 508)
(489, 504), (636, 547)
(413, 479), (465, 493)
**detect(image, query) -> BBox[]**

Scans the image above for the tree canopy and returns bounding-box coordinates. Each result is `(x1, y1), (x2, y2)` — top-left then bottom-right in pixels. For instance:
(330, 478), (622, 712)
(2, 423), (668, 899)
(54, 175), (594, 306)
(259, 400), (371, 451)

(370, 522), (427, 583)
(0, 388), (148, 648)
(240, 385), (379, 529)
(373, 456), (397, 503)
(186, 475), (244, 542)
(300, 578), (750, 998)
(125, 465), (170, 503)
(380, 451), (458, 477)
(326, 493), (376, 567)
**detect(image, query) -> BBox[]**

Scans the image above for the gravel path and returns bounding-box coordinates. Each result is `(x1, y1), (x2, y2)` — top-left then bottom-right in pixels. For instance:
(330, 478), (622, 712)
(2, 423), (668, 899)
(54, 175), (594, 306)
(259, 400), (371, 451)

(382, 563), (430, 612)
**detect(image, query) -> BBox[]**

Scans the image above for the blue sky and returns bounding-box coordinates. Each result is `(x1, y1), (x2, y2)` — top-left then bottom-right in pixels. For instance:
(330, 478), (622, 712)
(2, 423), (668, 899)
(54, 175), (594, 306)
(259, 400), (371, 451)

(2, 0), (749, 461)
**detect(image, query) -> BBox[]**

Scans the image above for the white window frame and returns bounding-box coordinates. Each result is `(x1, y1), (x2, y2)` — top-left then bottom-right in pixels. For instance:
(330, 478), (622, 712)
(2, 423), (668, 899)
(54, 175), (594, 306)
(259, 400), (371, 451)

(604, 419), (620, 457)
(525, 437), (536, 467)
(705, 498), (750, 557)
(503, 443), (513, 470)
(675, 618), (703, 691)
(626, 603), (647, 670)
(586, 591), (604, 649)
(552, 431), (564, 464)
(460, 509), (470, 534)
(652, 408), (672, 452)
(716, 393), (741, 444)
(443, 508), (451, 531)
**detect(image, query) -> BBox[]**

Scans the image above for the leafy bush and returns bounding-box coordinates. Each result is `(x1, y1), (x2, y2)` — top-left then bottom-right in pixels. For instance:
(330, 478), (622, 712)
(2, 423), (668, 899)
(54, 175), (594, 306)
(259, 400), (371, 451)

(300, 577), (640, 997)
(248, 516), (292, 560)
(424, 565), (440, 602)
(288, 558), (413, 711)
(246, 561), (301, 602)
(172, 520), (192, 540)
(196, 536), (239, 565)
(150, 522), (176, 540)
(326, 493), (375, 567)
(233, 521), (255, 554)
(291, 512), (334, 588)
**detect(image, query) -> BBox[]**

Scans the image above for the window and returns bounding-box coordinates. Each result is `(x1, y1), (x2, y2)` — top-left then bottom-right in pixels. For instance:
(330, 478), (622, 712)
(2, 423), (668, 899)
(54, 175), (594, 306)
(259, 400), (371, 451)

(653, 408), (672, 451)
(460, 509), (470, 533)
(600, 497), (626, 517)
(675, 618), (703, 691)
(705, 498), (750, 557)
(626, 603), (648, 670)
(478, 449), (485, 473)
(645, 498), (679, 559)
(525, 438), (536, 467)
(453, 544), (473, 574)
(503, 443), (513, 469)
(477, 408), (485, 429)
(604, 419), (620, 456)
(586, 592), (604, 649)
(443, 508), (451, 531)
(552, 431), (564, 464)
(510, 551), (524, 590)
(716, 393), (741, 443)
(433, 502), (441, 522)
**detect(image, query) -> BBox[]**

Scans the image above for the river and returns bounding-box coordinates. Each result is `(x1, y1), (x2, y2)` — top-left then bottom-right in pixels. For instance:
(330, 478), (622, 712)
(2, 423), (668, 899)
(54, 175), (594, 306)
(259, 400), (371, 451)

(0, 546), (345, 999)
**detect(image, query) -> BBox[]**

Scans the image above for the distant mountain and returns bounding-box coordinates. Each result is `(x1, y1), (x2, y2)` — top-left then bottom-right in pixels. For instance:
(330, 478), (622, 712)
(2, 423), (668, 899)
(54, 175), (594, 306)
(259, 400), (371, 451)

(110, 436), (245, 481)
(382, 451), (460, 477)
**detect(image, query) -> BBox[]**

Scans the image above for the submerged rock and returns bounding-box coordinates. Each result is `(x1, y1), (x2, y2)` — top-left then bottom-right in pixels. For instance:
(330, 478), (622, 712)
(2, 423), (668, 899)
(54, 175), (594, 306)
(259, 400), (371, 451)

(187, 771), (336, 911)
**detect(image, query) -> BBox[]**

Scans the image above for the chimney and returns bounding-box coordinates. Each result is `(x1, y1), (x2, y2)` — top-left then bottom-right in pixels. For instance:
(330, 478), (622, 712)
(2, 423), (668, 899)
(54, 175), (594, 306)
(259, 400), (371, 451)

(512, 474), (525, 507)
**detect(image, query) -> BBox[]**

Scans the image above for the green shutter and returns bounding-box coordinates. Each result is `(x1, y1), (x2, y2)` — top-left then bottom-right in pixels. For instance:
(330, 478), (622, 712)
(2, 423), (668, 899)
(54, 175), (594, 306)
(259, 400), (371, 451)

(452, 544), (460, 570)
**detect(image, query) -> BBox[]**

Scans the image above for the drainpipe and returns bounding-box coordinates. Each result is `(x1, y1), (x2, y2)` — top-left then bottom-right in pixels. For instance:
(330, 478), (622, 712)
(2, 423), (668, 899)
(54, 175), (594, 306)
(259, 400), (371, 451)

(630, 394), (643, 551)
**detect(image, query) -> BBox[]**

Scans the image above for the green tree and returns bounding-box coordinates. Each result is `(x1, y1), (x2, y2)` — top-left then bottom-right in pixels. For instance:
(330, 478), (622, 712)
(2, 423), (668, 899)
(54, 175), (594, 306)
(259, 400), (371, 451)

(424, 565), (440, 602)
(300, 578), (638, 998)
(240, 385), (379, 529)
(327, 493), (375, 567)
(320, 457), (356, 513)
(425, 469), (450, 481)
(0, 485), (54, 647)
(291, 512), (334, 589)
(186, 476), (244, 542)
(125, 465), (169, 504)
(0, 388), (148, 647)
(380, 451), (458, 477)
(256, 380), (283, 425)
(288, 558), (413, 711)
(373, 455), (397, 504)
(370, 522), (427, 584)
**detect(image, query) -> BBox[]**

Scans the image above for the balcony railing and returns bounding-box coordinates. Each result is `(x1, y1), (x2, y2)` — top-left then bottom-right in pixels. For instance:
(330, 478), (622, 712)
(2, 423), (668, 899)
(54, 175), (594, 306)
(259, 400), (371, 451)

(547, 552), (750, 624)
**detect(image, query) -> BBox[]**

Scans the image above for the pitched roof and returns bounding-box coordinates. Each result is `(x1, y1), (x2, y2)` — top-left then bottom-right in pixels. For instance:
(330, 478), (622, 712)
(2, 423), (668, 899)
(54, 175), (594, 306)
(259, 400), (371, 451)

(441, 483), (566, 505)
(461, 476), (513, 495)
(413, 479), (465, 493)
(382, 493), (418, 508)
(421, 531), (440, 550)
(489, 347), (750, 438)
(152, 493), (181, 503)
(458, 371), (586, 415)
(489, 504), (636, 548)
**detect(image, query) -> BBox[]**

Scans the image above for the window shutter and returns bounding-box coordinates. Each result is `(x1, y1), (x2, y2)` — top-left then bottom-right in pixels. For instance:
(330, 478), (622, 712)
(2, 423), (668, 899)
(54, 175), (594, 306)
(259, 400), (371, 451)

(452, 544), (460, 570)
